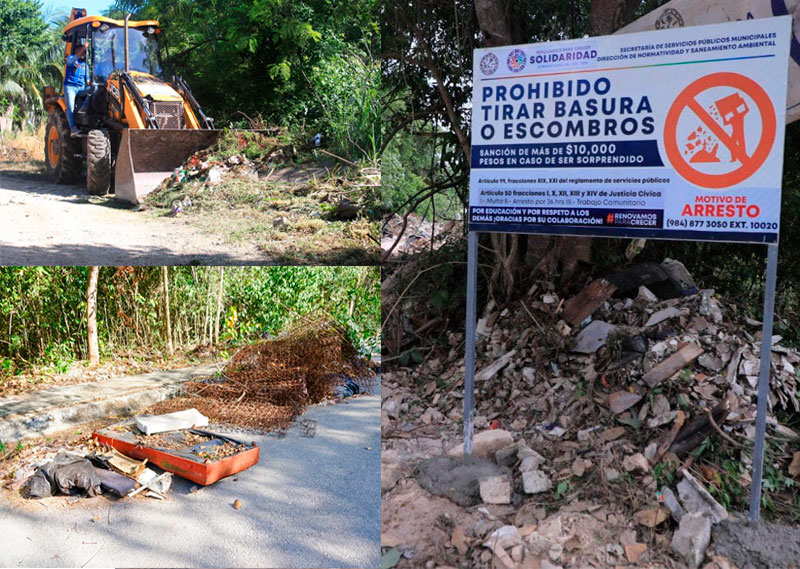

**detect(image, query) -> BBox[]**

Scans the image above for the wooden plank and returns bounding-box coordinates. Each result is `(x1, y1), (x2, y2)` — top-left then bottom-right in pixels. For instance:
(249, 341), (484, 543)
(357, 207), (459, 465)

(562, 279), (617, 326)
(642, 343), (704, 387)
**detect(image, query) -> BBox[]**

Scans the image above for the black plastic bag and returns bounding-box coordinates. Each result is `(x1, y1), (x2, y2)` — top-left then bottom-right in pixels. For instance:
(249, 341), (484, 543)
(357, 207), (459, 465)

(25, 451), (102, 498)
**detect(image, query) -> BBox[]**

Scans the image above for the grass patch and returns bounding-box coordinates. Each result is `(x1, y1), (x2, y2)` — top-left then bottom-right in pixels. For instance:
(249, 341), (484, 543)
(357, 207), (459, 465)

(145, 173), (378, 265)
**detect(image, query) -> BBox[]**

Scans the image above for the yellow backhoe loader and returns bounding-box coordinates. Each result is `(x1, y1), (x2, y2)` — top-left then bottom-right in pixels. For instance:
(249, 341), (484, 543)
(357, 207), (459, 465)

(44, 8), (221, 204)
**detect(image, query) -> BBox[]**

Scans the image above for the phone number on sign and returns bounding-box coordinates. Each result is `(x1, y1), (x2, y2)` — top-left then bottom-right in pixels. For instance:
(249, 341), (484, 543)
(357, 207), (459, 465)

(667, 219), (778, 230)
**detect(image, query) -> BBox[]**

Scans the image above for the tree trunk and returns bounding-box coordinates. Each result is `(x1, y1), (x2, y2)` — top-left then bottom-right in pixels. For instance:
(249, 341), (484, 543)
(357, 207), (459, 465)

(214, 267), (224, 345)
(162, 266), (174, 357)
(87, 266), (99, 367)
(473, 0), (515, 46)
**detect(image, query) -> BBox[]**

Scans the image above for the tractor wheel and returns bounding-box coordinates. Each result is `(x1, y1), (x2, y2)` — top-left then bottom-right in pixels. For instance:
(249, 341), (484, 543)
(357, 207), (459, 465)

(44, 110), (82, 184)
(86, 129), (111, 195)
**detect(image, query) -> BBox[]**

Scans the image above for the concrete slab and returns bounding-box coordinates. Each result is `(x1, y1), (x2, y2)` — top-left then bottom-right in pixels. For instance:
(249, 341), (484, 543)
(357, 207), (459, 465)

(0, 364), (220, 442)
(135, 408), (209, 435)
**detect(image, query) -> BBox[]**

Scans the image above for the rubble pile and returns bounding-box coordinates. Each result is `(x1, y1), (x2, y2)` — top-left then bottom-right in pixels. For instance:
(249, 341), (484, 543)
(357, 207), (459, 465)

(381, 213), (461, 259)
(146, 130), (378, 222)
(152, 317), (376, 430)
(382, 260), (800, 569)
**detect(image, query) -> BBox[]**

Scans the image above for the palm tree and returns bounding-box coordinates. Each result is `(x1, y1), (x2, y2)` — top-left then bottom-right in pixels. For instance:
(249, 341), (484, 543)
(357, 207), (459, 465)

(0, 41), (63, 123)
(0, 5), (66, 128)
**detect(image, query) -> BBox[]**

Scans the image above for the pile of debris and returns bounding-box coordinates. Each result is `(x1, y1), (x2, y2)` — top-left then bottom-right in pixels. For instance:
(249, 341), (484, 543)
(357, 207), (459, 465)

(151, 317), (376, 431)
(382, 259), (800, 569)
(381, 213), (461, 259)
(12, 408), (261, 503)
(145, 129), (379, 222)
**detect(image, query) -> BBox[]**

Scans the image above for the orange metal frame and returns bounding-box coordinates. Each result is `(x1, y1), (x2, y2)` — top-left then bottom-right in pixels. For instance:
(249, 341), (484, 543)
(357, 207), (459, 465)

(93, 422), (260, 486)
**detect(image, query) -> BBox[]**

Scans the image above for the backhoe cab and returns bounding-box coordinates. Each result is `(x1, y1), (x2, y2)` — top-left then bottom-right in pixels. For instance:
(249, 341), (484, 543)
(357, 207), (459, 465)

(44, 8), (220, 203)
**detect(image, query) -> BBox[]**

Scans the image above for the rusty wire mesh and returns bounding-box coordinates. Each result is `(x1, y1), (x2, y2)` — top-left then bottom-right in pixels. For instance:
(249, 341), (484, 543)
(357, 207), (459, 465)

(149, 316), (376, 431)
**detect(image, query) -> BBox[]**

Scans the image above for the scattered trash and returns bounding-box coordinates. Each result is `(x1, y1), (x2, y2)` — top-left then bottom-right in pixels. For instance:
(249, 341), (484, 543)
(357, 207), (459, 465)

(25, 451), (102, 498)
(233, 498), (242, 510)
(96, 468), (137, 497)
(129, 472), (171, 498)
(382, 259), (800, 567)
(299, 418), (317, 437)
(136, 468), (173, 496)
(333, 378), (361, 399)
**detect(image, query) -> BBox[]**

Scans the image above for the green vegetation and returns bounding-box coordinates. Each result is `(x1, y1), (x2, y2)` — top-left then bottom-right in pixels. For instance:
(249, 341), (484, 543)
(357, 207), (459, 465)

(108, 0), (379, 162)
(0, 266), (380, 380)
(0, 0), (63, 123)
(0, 0), (378, 163)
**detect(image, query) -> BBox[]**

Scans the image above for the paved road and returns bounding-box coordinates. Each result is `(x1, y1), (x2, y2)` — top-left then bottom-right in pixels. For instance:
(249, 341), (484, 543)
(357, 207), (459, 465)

(0, 383), (381, 568)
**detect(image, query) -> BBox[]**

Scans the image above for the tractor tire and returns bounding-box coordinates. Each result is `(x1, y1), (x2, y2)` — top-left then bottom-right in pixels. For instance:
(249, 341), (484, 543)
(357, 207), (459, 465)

(86, 129), (111, 195)
(44, 110), (82, 184)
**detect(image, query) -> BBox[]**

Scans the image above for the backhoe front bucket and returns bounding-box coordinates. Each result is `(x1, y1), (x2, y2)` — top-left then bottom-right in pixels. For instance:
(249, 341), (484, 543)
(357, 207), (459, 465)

(115, 128), (221, 204)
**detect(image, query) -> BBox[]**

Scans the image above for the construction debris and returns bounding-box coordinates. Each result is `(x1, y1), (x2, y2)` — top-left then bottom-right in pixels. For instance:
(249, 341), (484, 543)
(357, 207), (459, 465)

(381, 213), (461, 259)
(382, 261), (800, 568)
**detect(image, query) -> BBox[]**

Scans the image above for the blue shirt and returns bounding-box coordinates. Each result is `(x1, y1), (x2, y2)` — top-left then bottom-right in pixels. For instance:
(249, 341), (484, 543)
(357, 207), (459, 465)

(64, 54), (86, 87)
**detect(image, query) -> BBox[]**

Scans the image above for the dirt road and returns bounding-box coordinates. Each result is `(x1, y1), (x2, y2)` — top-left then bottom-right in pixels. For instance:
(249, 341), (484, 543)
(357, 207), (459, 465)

(0, 167), (273, 265)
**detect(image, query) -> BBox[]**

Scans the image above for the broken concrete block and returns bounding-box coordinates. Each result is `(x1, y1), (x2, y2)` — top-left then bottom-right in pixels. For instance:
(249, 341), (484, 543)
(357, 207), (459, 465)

(561, 278), (617, 327)
(671, 513), (711, 569)
(699, 290), (724, 324)
(661, 259), (698, 295)
(625, 543), (647, 564)
(448, 429), (514, 459)
(135, 408), (209, 435)
(519, 452), (546, 472)
(622, 453), (649, 473)
(480, 475), (512, 504)
(698, 353), (725, 373)
(677, 469), (727, 523)
(644, 442), (658, 463)
(609, 391), (642, 415)
(633, 507), (669, 527)
(572, 321), (617, 354)
(381, 460), (403, 492)
(636, 286), (658, 305)
(522, 469), (552, 494)
(495, 444), (520, 467)
(660, 486), (685, 522)
(642, 343), (704, 387)
(645, 306), (681, 327)
(476, 350), (517, 382)
(483, 525), (523, 550)
(554, 320), (571, 337)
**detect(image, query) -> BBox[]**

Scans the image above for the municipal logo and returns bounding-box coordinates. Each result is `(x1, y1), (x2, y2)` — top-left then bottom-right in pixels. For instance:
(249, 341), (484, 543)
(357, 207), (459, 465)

(480, 52), (499, 75)
(507, 49), (527, 73)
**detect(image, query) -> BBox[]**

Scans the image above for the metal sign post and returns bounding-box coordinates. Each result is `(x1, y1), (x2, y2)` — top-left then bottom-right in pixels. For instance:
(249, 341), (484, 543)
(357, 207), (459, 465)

(463, 230), (479, 457)
(749, 243), (779, 522)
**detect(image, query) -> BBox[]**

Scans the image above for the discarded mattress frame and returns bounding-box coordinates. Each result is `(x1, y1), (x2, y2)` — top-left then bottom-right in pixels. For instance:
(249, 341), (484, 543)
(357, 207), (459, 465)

(92, 419), (260, 485)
